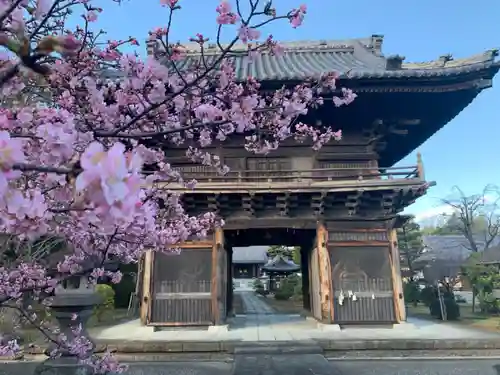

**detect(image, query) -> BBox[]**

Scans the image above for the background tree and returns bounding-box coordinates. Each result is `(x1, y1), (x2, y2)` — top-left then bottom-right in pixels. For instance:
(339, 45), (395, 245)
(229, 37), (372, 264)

(437, 186), (500, 251)
(436, 185), (500, 311)
(461, 253), (500, 313)
(397, 217), (424, 280)
(267, 245), (301, 264)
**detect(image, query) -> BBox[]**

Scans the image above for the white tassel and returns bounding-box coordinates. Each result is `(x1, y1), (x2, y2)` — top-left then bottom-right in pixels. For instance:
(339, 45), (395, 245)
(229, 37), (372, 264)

(339, 290), (344, 306)
(371, 293), (375, 300)
(352, 294), (357, 301)
(348, 290), (353, 298)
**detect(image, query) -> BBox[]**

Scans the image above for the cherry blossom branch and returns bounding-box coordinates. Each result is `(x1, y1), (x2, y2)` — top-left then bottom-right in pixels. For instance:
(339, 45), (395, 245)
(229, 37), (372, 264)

(0, 0), (24, 24)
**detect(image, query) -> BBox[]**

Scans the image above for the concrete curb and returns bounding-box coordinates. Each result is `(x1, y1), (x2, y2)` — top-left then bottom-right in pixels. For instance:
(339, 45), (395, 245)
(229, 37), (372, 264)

(13, 338), (500, 356)
(96, 338), (500, 353)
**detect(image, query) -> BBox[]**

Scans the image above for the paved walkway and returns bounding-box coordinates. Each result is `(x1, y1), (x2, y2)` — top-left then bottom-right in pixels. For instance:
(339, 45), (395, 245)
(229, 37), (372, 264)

(90, 292), (500, 343)
(7, 357), (500, 375)
(239, 292), (275, 315)
(92, 314), (500, 343)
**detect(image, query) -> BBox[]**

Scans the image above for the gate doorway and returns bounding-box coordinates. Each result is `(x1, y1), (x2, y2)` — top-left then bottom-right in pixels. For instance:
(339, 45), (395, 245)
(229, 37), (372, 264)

(225, 228), (316, 318)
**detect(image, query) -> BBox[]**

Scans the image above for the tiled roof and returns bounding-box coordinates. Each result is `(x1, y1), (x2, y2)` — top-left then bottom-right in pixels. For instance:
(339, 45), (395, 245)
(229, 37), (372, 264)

(262, 255), (300, 272)
(232, 246), (269, 264)
(154, 36), (499, 81)
(414, 235), (500, 264)
(476, 245), (500, 264)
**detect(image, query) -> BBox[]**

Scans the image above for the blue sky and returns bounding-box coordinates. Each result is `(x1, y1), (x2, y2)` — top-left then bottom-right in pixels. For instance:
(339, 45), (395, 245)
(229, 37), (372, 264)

(88, 0), (499, 218)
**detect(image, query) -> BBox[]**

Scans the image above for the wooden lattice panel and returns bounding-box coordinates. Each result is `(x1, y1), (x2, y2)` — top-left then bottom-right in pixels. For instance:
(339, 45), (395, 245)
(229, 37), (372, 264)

(328, 231), (388, 242)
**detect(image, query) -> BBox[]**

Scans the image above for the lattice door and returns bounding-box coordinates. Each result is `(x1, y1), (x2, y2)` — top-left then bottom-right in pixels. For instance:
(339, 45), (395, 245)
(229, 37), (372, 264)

(330, 246), (396, 323)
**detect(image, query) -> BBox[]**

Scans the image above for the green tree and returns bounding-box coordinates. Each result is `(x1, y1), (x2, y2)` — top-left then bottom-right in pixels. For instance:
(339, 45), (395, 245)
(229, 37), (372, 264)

(267, 245), (301, 264)
(438, 186), (500, 252)
(461, 253), (500, 313)
(397, 218), (424, 280)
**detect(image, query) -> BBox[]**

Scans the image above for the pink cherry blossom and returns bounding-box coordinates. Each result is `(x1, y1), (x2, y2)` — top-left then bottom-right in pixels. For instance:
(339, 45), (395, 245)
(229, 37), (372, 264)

(216, 0), (239, 24)
(289, 4), (307, 28)
(0, 0), (376, 372)
(35, 0), (51, 19)
(238, 26), (261, 44)
(86, 11), (98, 22)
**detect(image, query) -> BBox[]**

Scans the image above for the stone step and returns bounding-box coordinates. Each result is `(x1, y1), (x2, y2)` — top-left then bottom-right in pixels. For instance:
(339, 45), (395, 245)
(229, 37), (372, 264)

(232, 354), (334, 375)
(233, 343), (323, 355)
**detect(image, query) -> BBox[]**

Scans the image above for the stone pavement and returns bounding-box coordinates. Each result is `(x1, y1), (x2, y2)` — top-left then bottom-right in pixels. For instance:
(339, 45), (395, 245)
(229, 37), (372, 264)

(239, 292), (275, 314)
(91, 315), (500, 352)
(329, 358), (500, 375)
(5, 357), (500, 375)
(85, 291), (500, 353)
(233, 353), (334, 375)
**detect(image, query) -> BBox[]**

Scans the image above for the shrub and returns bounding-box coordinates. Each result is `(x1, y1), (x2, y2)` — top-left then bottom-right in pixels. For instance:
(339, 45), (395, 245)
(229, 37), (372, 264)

(403, 281), (421, 306)
(430, 297), (460, 320)
(274, 277), (295, 300)
(420, 285), (436, 307)
(256, 288), (269, 296)
(274, 289), (293, 300)
(94, 284), (115, 323)
(253, 278), (269, 296)
(253, 278), (264, 290)
(112, 266), (137, 308)
(292, 281), (303, 301)
(478, 291), (500, 313)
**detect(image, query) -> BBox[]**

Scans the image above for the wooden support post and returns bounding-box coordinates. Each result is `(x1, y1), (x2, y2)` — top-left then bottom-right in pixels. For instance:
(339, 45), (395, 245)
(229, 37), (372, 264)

(416, 152), (425, 180)
(388, 229), (404, 322)
(316, 223), (333, 322)
(211, 228), (225, 325)
(140, 250), (153, 325)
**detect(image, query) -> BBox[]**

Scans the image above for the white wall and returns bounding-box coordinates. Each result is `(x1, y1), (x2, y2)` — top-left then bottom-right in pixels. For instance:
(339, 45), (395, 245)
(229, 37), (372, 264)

(233, 277), (269, 292)
(233, 278), (255, 292)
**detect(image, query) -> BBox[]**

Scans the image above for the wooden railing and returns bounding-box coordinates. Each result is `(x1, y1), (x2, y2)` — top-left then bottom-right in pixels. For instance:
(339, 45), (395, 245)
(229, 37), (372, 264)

(175, 165), (422, 183)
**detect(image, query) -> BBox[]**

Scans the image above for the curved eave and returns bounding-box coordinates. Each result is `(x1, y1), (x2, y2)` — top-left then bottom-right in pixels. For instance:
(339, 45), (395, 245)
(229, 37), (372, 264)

(257, 61), (500, 89)
(345, 61), (500, 79)
(381, 92), (480, 167)
(378, 63), (500, 166)
(261, 265), (300, 272)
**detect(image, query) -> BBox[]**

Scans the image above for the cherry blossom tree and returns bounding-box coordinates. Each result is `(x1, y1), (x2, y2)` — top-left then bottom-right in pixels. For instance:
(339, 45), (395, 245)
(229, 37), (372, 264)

(0, 0), (354, 372)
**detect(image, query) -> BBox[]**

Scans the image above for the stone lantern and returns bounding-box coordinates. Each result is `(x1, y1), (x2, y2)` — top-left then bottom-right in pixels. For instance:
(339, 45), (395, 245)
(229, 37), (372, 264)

(35, 259), (119, 375)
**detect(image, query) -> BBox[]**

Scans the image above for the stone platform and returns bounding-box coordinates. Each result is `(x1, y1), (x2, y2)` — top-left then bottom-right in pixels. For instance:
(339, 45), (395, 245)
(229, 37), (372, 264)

(88, 315), (500, 353)
(89, 292), (500, 353)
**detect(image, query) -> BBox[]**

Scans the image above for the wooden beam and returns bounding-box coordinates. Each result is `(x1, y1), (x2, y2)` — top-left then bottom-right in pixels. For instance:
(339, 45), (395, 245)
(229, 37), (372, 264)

(140, 250), (153, 325)
(211, 228), (224, 325)
(328, 241), (390, 247)
(178, 240), (213, 248)
(316, 223), (333, 322)
(388, 229), (403, 323)
(147, 321), (213, 327)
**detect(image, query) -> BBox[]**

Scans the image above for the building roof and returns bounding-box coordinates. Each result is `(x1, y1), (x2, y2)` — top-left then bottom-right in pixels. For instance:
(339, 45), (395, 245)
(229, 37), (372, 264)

(416, 235), (474, 264)
(261, 255), (300, 273)
(475, 245), (500, 264)
(232, 246), (269, 264)
(155, 35), (499, 82)
(414, 235), (500, 265)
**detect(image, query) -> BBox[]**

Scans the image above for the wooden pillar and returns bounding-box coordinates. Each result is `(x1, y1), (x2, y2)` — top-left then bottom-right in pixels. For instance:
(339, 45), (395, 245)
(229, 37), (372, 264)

(316, 223), (333, 322)
(140, 250), (153, 325)
(211, 228), (226, 325)
(417, 152), (425, 180)
(226, 247), (234, 316)
(300, 246), (310, 310)
(388, 229), (404, 322)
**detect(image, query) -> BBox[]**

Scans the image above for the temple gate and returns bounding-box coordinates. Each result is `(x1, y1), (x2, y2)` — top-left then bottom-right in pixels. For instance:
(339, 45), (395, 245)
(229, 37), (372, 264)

(138, 35), (499, 327)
